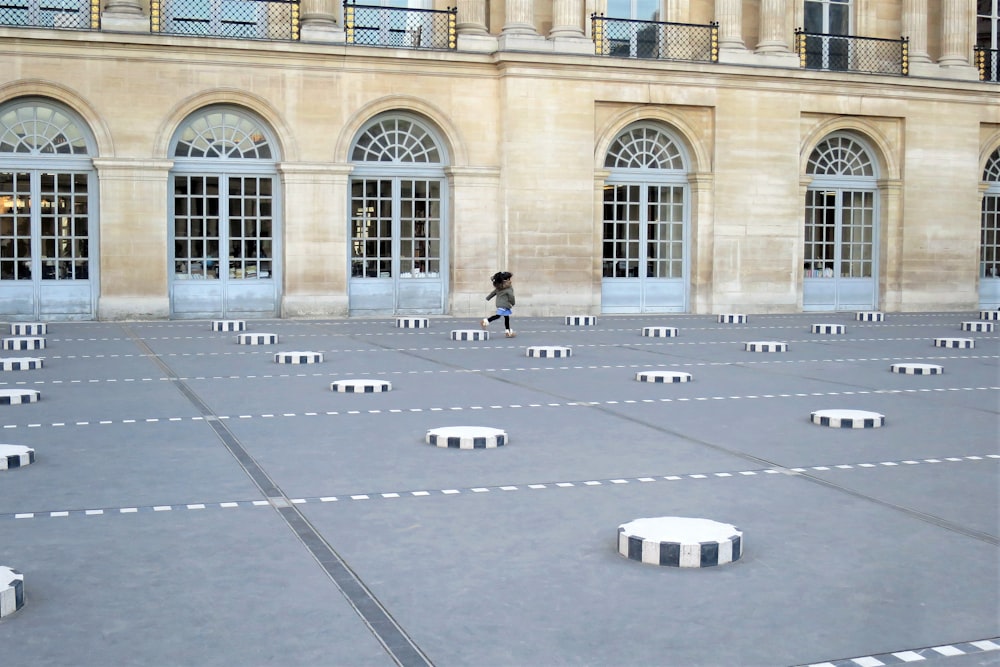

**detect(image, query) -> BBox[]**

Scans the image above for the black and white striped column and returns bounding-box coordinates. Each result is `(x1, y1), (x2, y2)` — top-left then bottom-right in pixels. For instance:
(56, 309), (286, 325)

(961, 321), (994, 332)
(451, 330), (489, 341)
(617, 517), (743, 568)
(0, 357), (43, 371)
(0, 567), (24, 618)
(426, 426), (507, 449)
(212, 320), (246, 332)
(810, 409), (885, 428)
(856, 311), (884, 322)
(274, 351), (323, 364)
(635, 371), (692, 383)
(396, 317), (429, 329)
(237, 333), (278, 345)
(811, 323), (846, 334)
(565, 315), (597, 326)
(890, 363), (943, 375)
(0, 389), (40, 405)
(330, 379), (392, 393)
(718, 314), (747, 324)
(526, 346), (572, 358)
(10, 323), (46, 335)
(641, 326), (678, 338)
(2, 337), (45, 350)
(934, 337), (974, 349)
(744, 341), (788, 352)
(980, 310), (1000, 321)
(0, 445), (35, 470)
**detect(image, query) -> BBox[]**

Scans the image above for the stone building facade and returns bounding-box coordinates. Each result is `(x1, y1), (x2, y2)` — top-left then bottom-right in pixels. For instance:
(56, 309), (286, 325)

(1, 0), (998, 320)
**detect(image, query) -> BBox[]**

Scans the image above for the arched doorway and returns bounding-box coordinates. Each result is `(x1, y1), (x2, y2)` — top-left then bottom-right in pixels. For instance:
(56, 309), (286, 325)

(0, 98), (98, 320)
(168, 106), (281, 318)
(803, 133), (880, 311)
(980, 146), (1000, 308)
(348, 112), (448, 315)
(601, 122), (689, 313)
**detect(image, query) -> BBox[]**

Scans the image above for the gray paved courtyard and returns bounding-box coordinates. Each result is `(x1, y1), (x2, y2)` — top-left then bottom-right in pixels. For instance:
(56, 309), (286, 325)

(0, 312), (998, 667)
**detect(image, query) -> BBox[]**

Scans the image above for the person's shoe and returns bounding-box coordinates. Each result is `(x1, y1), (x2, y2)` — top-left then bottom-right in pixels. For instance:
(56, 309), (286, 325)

(480, 318), (489, 329)
(505, 330), (516, 338)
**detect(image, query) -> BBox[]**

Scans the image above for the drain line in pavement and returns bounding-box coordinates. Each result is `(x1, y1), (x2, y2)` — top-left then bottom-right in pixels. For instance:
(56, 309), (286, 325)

(122, 325), (434, 667)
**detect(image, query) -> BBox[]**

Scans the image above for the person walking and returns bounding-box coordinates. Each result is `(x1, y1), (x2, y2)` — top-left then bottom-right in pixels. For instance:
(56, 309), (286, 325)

(481, 271), (516, 338)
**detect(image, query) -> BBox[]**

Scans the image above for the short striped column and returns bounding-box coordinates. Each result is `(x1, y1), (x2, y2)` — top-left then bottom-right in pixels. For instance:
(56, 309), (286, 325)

(212, 320), (246, 332)
(0, 445), (35, 470)
(330, 379), (391, 393)
(641, 326), (677, 338)
(2, 337), (45, 350)
(236, 333), (277, 345)
(635, 370), (692, 383)
(451, 329), (489, 341)
(10, 323), (46, 335)
(274, 351), (323, 364)
(618, 517), (743, 568)
(718, 314), (747, 324)
(526, 345), (572, 358)
(396, 317), (428, 328)
(980, 310), (1000, 321)
(934, 337), (974, 349)
(961, 321), (994, 332)
(0, 389), (40, 405)
(0, 358), (43, 371)
(811, 323), (846, 334)
(856, 311), (884, 322)
(890, 363), (943, 375)
(744, 341), (788, 352)
(426, 426), (507, 449)
(565, 315), (596, 326)
(0, 567), (24, 618)
(810, 409), (885, 428)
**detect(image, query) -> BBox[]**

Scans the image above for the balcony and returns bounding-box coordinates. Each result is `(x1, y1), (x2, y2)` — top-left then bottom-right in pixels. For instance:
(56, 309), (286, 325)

(591, 15), (718, 63)
(150, 0), (299, 40)
(344, 1), (456, 50)
(975, 46), (998, 82)
(794, 30), (908, 76)
(0, 0), (99, 30)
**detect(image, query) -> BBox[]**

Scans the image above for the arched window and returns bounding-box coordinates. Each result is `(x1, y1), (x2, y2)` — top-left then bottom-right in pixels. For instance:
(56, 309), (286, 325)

(348, 112), (448, 315)
(0, 104), (91, 155)
(0, 99), (97, 319)
(168, 106), (280, 318)
(981, 147), (1000, 281)
(806, 134), (874, 177)
(803, 132), (880, 310)
(601, 122), (689, 313)
(351, 116), (442, 164)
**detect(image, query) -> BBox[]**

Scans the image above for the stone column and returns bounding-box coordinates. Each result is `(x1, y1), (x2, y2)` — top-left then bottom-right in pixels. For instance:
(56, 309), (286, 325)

(448, 166), (502, 316)
(502, 0), (537, 35)
(879, 179), (904, 312)
(939, 0), (971, 67)
(714, 0), (745, 50)
(755, 0), (790, 53)
(457, 0), (488, 35)
(688, 172), (715, 314)
(102, 0), (148, 32)
(901, 0), (929, 62)
(550, 0), (584, 38)
(279, 162), (353, 317)
(300, 0), (345, 42)
(92, 158), (173, 319)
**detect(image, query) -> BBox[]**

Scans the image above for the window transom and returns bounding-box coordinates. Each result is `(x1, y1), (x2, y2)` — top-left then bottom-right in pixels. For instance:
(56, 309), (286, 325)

(173, 108), (273, 160)
(605, 125), (685, 171)
(807, 135), (875, 177)
(0, 103), (90, 156)
(985, 147), (1000, 182)
(351, 117), (443, 164)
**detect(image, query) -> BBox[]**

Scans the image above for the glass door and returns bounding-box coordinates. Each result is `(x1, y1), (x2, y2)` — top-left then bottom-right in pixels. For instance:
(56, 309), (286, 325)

(349, 177), (444, 314)
(803, 188), (877, 310)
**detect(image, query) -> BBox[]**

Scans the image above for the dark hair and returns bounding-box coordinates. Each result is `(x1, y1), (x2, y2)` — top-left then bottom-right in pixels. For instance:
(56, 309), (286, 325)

(491, 271), (512, 287)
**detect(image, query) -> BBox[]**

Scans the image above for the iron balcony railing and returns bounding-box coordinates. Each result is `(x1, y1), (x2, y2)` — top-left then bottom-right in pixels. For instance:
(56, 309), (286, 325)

(975, 46), (998, 82)
(794, 29), (908, 76)
(0, 0), (98, 29)
(150, 0), (299, 40)
(344, 1), (455, 50)
(592, 15), (718, 63)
